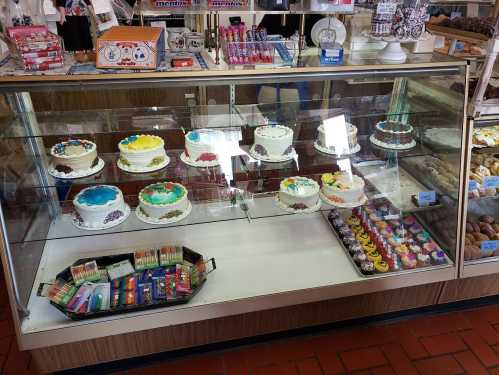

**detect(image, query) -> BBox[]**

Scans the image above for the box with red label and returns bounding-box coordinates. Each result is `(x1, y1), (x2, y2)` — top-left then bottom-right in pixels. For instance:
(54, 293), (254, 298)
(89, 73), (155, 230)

(96, 26), (165, 69)
(310, 0), (353, 12)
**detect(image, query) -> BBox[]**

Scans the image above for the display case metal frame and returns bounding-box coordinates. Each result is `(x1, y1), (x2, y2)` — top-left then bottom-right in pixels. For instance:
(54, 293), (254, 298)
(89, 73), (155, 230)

(0, 57), (469, 351)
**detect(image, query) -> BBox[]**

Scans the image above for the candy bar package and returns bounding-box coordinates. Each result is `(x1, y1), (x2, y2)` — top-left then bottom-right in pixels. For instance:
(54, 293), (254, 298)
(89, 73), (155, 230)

(106, 259), (134, 280)
(134, 249), (159, 270)
(71, 261), (101, 286)
(159, 246), (183, 266)
(47, 279), (77, 307)
(44, 245), (214, 320)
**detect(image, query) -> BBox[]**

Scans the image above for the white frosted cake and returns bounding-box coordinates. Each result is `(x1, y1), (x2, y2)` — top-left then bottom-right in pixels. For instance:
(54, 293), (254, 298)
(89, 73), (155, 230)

(50, 139), (100, 175)
(315, 123), (359, 155)
(118, 134), (169, 172)
(137, 182), (191, 223)
(183, 129), (224, 166)
(278, 176), (320, 212)
(73, 185), (129, 229)
(250, 125), (294, 162)
(321, 172), (366, 206)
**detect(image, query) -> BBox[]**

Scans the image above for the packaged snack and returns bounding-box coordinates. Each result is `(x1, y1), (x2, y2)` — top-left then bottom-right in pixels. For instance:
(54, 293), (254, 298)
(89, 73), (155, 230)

(159, 246), (183, 266)
(88, 283), (111, 312)
(134, 249), (159, 270)
(121, 274), (137, 291)
(175, 264), (191, 294)
(98, 269), (109, 283)
(152, 276), (167, 300)
(120, 290), (137, 305)
(106, 259), (135, 280)
(165, 274), (176, 298)
(47, 279), (78, 307)
(71, 261), (101, 286)
(110, 289), (121, 309)
(66, 282), (95, 312)
(111, 278), (121, 290)
(138, 283), (153, 305)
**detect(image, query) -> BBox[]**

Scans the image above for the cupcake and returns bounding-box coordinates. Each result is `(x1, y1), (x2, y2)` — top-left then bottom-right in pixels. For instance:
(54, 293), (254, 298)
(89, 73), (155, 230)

(409, 245), (422, 254)
(375, 221), (388, 230)
(401, 253), (417, 269)
(403, 215), (416, 226)
(343, 235), (357, 247)
(374, 260), (389, 273)
(416, 231), (431, 242)
(347, 216), (361, 226)
(328, 210), (340, 220)
(388, 237), (403, 247)
(349, 243), (363, 255)
(367, 250), (382, 262)
(409, 223), (423, 234)
(395, 227), (406, 237)
(360, 260), (375, 275)
(363, 241), (377, 253)
(351, 225), (363, 234)
(387, 255), (402, 271)
(381, 227), (394, 238)
(430, 250), (447, 265)
(417, 253), (431, 266)
(331, 217), (345, 228)
(395, 244), (409, 255)
(423, 241), (438, 253)
(338, 225), (353, 238)
(353, 251), (368, 265)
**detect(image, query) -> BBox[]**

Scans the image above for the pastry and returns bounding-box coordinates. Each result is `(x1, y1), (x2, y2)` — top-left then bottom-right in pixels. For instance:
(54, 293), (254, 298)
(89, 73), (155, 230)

(50, 139), (99, 176)
(360, 261), (375, 275)
(321, 172), (366, 206)
(356, 232), (371, 245)
(369, 120), (416, 150)
(430, 250), (447, 265)
(118, 134), (168, 172)
(363, 241), (377, 253)
(250, 125), (294, 161)
(137, 182), (191, 223)
(183, 129), (224, 166)
(347, 215), (361, 226)
(416, 253), (431, 266)
(367, 251), (382, 262)
(374, 260), (389, 273)
(349, 243), (363, 255)
(409, 223), (423, 234)
(401, 253), (417, 269)
(353, 251), (368, 265)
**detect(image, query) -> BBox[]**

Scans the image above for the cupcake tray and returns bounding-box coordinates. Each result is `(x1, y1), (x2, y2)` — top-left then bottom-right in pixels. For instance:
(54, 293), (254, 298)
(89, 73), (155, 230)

(323, 206), (452, 278)
(41, 246), (216, 320)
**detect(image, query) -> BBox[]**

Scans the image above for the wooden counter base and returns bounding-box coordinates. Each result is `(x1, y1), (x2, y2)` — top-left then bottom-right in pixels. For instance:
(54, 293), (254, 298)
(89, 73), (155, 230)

(30, 274), (499, 374)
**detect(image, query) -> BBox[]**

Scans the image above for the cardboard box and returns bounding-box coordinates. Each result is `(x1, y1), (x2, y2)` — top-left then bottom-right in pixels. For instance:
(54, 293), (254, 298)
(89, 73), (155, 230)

(96, 26), (165, 69)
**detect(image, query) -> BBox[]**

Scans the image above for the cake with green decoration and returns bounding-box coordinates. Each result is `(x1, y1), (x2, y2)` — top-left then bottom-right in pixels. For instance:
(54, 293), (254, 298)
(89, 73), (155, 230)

(278, 176), (320, 212)
(118, 134), (169, 172)
(137, 182), (190, 223)
(321, 171), (366, 206)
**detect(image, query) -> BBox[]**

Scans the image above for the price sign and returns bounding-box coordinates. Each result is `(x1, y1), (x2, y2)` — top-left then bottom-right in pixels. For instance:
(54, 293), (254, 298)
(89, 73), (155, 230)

(417, 191), (436, 206)
(483, 176), (499, 189)
(480, 240), (499, 253)
(468, 180), (479, 190)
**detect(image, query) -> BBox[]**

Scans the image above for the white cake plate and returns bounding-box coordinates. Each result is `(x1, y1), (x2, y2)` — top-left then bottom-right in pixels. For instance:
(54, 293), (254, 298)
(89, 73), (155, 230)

(180, 152), (220, 168)
(320, 190), (368, 208)
(135, 201), (192, 225)
(313, 141), (361, 157)
(48, 158), (105, 179)
(72, 204), (131, 231)
(369, 134), (417, 151)
(275, 195), (322, 214)
(249, 145), (297, 163)
(117, 155), (170, 173)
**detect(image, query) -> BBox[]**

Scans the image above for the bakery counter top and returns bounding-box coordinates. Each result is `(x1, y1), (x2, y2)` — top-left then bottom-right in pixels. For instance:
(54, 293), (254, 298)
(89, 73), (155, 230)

(20, 208), (455, 350)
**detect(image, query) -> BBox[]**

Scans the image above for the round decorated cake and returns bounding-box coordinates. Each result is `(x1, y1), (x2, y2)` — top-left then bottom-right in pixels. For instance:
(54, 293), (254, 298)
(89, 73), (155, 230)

(118, 134), (169, 172)
(50, 139), (102, 178)
(73, 185), (129, 229)
(136, 182), (191, 224)
(182, 129), (224, 167)
(250, 125), (295, 162)
(277, 176), (320, 213)
(369, 121), (416, 150)
(315, 123), (359, 155)
(321, 172), (366, 207)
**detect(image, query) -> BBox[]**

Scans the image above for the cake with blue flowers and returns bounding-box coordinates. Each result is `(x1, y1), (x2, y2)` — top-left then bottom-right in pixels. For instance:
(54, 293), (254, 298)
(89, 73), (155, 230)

(73, 185), (129, 229)
(118, 134), (169, 172)
(369, 121), (416, 150)
(136, 182), (191, 224)
(277, 176), (320, 212)
(50, 139), (100, 177)
(250, 125), (295, 162)
(183, 129), (224, 167)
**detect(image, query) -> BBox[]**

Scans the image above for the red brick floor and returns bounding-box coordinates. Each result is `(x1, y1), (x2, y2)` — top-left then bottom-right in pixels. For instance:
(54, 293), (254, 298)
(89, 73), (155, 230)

(1, 269), (499, 374)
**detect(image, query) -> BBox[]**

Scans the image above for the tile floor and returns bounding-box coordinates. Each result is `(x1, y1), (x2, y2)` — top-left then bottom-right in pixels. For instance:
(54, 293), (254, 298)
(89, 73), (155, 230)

(2, 268), (499, 374)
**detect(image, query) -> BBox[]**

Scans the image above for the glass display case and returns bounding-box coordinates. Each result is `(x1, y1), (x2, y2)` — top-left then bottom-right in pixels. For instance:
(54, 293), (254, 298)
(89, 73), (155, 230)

(0, 56), (468, 352)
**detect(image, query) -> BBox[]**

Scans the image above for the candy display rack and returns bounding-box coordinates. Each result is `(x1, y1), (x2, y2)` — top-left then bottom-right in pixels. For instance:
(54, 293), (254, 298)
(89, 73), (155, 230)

(0, 52), (475, 373)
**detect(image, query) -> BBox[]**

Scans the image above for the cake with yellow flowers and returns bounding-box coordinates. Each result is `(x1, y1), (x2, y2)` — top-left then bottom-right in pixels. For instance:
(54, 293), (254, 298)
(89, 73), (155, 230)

(136, 181), (192, 224)
(321, 171), (366, 207)
(277, 176), (320, 213)
(117, 134), (169, 173)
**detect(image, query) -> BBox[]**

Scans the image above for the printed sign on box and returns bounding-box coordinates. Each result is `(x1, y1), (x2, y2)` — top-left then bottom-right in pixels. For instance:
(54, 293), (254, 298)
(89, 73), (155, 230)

(96, 26), (165, 70)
